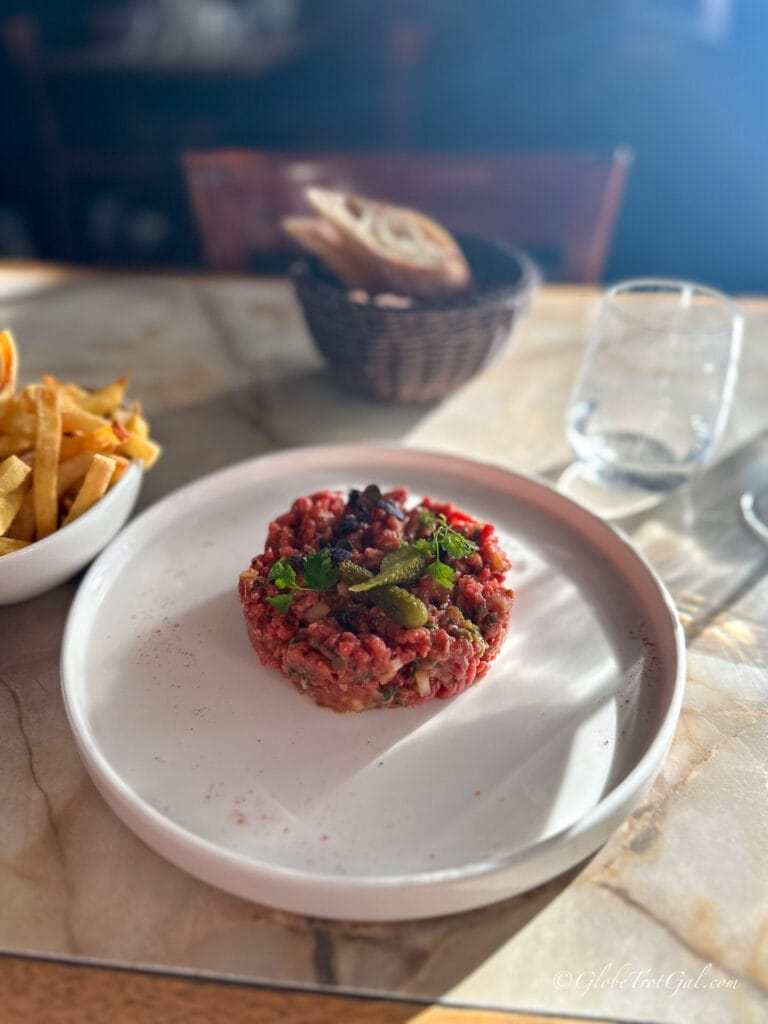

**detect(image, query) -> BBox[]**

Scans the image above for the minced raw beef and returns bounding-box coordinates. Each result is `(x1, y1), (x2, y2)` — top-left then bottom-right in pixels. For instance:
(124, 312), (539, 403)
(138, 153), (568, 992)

(238, 485), (514, 712)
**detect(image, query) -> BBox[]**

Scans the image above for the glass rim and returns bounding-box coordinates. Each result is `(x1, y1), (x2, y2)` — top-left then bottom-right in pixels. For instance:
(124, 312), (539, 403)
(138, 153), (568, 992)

(602, 278), (742, 333)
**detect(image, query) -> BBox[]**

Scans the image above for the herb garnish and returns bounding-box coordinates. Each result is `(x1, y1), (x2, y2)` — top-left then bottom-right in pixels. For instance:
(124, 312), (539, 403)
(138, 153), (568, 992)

(266, 549), (338, 613)
(415, 509), (478, 588)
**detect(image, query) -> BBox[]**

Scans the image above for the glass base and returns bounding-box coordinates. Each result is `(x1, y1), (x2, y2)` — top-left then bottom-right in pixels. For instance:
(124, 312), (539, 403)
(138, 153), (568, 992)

(741, 491), (768, 544)
(557, 461), (667, 520)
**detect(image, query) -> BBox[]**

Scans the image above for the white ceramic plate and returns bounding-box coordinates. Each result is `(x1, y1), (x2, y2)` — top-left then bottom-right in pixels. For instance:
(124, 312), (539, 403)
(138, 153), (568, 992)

(62, 446), (684, 921)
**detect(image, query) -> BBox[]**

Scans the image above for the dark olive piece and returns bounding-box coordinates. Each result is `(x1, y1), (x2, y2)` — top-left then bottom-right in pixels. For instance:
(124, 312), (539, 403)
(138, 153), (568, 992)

(338, 514), (359, 534)
(362, 484), (382, 505)
(377, 498), (405, 520)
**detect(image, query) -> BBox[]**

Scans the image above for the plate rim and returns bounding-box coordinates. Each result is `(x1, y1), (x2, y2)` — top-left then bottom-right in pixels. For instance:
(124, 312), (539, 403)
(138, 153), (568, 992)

(61, 443), (686, 896)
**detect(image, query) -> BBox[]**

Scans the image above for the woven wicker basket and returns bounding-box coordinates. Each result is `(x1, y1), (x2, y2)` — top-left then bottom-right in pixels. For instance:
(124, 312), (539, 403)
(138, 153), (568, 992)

(290, 235), (538, 404)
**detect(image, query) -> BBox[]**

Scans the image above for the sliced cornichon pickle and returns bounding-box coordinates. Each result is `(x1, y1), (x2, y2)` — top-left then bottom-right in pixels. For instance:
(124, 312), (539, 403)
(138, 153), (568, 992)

(338, 559), (373, 585)
(348, 545), (426, 592)
(370, 585), (428, 628)
(338, 560), (428, 628)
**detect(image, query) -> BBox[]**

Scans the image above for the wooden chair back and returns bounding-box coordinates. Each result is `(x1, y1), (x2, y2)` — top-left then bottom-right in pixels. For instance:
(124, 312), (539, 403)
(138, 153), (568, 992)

(182, 148), (632, 282)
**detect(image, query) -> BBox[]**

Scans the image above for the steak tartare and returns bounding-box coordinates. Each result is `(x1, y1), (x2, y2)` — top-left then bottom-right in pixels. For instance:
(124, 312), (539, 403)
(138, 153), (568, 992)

(238, 485), (514, 712)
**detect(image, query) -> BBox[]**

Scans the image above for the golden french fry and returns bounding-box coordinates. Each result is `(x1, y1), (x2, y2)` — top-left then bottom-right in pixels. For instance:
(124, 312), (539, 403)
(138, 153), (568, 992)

(61, 403), (114, 434)
(0, 477), (30, 535)
(0, 536), (30, 556)
(56, 453), (95, 497)
(32, 385), (62, 539)
(76, 376), (129, 416)
(117, 432), (161, 468)
(125, 402), (149, 440)
(58, 422), (125, 460)
(0, 454), (32, 497)
(7, 488), (35, 541)
(0, 405), (36, 436)
(0, 329), (18, 413)
(0, 435), (33, 459)
(1, 385), (36, 419)
(108, 454), (131, 486)
(57, 434), (87, 461)
(62, 454), (116, 526)
(0, 330), (159, 545)
(42, 373), (88, 400)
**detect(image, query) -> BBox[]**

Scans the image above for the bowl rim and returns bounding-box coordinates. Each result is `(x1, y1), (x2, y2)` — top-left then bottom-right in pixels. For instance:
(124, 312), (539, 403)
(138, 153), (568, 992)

(0, 459), (144, 569)
(290, 233), (540, 313)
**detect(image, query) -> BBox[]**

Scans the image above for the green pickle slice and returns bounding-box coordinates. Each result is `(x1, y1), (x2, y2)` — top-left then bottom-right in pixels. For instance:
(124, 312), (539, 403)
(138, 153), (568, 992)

(348, 545), (426, 592)
(371, 586), (428, 629)
(338, 559), (428, 628)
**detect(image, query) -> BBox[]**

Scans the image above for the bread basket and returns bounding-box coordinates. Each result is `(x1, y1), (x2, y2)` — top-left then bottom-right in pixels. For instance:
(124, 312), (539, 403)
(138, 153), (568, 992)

(290, 235), (538, 404)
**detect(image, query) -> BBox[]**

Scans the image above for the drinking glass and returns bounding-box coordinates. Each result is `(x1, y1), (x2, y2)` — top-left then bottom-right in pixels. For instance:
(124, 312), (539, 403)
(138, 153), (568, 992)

(564, 280), (742, 505)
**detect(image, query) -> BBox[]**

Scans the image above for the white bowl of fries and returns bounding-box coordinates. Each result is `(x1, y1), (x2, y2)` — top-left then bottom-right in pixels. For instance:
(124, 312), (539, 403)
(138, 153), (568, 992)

(0, 329), (160, 603)
(0, 459), (144, 603)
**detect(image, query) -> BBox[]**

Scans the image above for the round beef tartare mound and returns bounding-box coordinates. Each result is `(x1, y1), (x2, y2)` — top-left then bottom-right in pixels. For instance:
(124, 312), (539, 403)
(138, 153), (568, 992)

(238, 485), (514, 712)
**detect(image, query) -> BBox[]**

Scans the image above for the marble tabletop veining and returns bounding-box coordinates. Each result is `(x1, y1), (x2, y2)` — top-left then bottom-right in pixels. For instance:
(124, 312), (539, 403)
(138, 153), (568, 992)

(0, 266), (766, 1024)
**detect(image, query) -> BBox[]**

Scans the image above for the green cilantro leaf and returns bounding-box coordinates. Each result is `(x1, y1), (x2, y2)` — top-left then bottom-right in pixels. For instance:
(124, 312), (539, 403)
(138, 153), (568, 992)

(426, 560), (455, 588)
(302, 548), (338, 590)
(266, 593), (294, 614)
(266, 549), (338, 614)
(268, 557), (297, 590)
(442, 529), (477, 559)
(415, 509), (477, 589)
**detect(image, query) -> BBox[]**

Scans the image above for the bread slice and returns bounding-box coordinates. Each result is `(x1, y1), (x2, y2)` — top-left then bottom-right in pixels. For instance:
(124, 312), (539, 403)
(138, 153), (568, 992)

(302, 188), (472, 301)
(282, 216), (381, 291)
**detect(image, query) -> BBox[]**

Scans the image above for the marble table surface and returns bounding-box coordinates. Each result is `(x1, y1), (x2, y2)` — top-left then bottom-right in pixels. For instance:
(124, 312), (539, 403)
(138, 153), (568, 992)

(1, 265), (766, 1024)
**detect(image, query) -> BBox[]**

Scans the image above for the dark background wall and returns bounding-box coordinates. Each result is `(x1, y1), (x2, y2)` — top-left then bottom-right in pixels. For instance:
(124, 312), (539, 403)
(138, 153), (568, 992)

(1, 0), (766, 290)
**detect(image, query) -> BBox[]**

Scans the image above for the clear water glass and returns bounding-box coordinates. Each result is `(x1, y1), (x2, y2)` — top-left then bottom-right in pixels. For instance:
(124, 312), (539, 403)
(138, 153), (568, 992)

(567, 279), (743, 492)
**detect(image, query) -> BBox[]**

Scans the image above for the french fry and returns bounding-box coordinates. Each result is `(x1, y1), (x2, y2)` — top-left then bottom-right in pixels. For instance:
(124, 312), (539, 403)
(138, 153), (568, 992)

(109, 454), (131, 484)
(0, 537), (30, 555)
(0, 330), (160, 554)
(76, 376), (128, 416)
(0, 477), (30, 535)
(58, 422), (125, 460)
(56, 453), (95, 497)
(0, 405), (36, 437)
(0, 454), (31, 496)
(42, 373), (88, 402)
(7, 489), (35, 542)
(0, 330), (18, 414)
(0, 435), (33, 459)
(62, 454), (116, 526)
(125, 402), (149, 440)
(61, 403), (116, 434)
(32, 385), (62, 539)
(117, 432), (161, 468)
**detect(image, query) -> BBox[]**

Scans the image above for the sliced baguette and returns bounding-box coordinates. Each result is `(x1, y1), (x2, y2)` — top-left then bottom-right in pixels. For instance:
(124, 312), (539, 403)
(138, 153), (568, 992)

(302, 187), (472, 301)
(282, 216), (381, 290)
